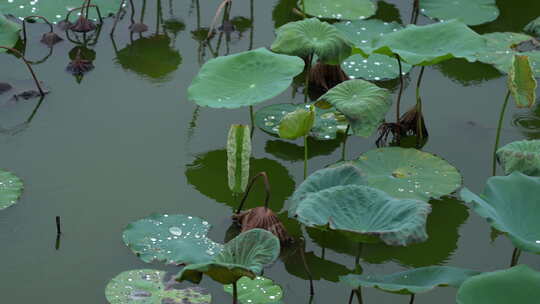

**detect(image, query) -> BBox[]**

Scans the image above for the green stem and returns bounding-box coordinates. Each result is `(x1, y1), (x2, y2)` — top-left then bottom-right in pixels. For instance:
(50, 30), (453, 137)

(409, 294), (416, 304)
(232, 281), (238, 304)
(395, 54), (404, 123)
(0, 46), (45, 96)
(492, 91), (511, 176)
(348, 290), (354, 304)
(341, 124), (350, 161)
(355, 289), (363, 304)
(304, 135), (308, 179)
(415, 66), (426, 140)
(510, 247), (522, 267)
(249, 106), (255, 138)
(304, 53), (312, 104)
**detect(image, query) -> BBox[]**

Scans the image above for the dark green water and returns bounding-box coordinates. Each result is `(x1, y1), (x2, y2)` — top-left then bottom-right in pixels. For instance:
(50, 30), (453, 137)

(1, 0), (539, 303)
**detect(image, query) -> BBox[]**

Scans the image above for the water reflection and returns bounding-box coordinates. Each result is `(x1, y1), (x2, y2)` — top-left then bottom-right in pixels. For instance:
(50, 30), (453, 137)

(435, 58), (503, 86)
(0, 95), (45, 135)
(513, 97), (540, 139)
(265, 137), (342, 162)
(272, 0), (301, 29)
(371, 1), (403, 24)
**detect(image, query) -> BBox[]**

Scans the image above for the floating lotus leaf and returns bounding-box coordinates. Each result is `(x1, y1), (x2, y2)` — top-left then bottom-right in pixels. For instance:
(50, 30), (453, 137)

(176, 229), (280, 284)
(508, 55), (537, 108)
(0, 12), (20, 52)
(122, 214), (223, 265)
(278, 105), (315, 140)
(255, 103), (348, 140)
(0, 0), (122, 22)
(188, 48), (304, 108)
(342, 53), (413, 81)
(372, 20), (487, 65)
(525, 16), (540, 37)
(350, 147), (462, 201)
(333, 19), (402, 54)
(341, 266), (480, 295)
(318, 79), (391, 137)
(0, 169), (23, 210)
(457, 265), (540, 304)
(224, 276), (282, 304)
(301, 0), (377, 21)
(105, 269), (211, 304)
(271, 18), (352, 65)
(460, 172), (540, 254)
(420, 0), (499, 26)
(497, 140), (540, 176)
(289, 165), (366, 214)
(292, 184), (431, 246)
(475, 32), (540, 77)
(227, 124), (251, 193)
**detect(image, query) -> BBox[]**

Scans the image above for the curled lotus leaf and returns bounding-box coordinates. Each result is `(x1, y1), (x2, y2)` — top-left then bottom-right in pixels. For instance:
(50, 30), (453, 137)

(341, 266), (480, 294)
(271, 18), (352, 65)
(349, 147), (462, 201)
(507, 55), (537, 108)
(0, 169), (23, 211)
(122, 214), (223, 265)
(105, 269), (211, 304)
(420, 0), (499, 26)
(496, 139), (540, 176)
(0, 0), (122, 22)
(227, 124), (251, 193)
(301, 0), (377, 21)
(460, 172), (540, 254)
(224, 276), (283, 304)
(188, 48), (304, 108)
(0, 12), (20, 52)
(457, 265), (540, 304)
(278, 105), (315, 140)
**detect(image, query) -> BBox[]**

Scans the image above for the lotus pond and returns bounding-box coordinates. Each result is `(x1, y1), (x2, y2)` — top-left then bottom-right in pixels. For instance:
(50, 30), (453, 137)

(1, 0), (540, 303)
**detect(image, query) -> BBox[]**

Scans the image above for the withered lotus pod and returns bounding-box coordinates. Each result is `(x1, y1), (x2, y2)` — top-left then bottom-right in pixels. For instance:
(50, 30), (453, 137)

(309, 62), (348, 91)
(233, 207), (292, 244)
(70, 16), (96, 33)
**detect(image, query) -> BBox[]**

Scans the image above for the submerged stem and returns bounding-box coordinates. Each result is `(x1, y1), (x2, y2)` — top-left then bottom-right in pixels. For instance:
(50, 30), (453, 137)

(0, 46), (45, 96)
(235, 172), (271, 214)
(492, 90), (511, 176)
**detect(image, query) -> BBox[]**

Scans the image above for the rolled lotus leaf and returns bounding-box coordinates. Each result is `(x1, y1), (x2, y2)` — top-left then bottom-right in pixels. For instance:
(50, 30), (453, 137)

(420, 0), (499, 26)
(176, 229), (280, 284)
(301, 0), (377, 21)
(224, 276), (283, 304)
(525, 16), (540, 37)
(188, 48), (304, 108)
(271, 18), (352, 65)
(105, 269), (211, 304)
(507, 55), (537, 108)
(457, 265), (540, 304)
(227, 124), (251, 193)
(460, 172), (540, 254)
(497, 140), (540, 176)
(0, 169), (23, 210)
(0, 12), (20, 52)
(0, 0), (122, 22)
(278, 105), (315, 140)
(340, 266), (480, 294)
(293, 184), (431, 246)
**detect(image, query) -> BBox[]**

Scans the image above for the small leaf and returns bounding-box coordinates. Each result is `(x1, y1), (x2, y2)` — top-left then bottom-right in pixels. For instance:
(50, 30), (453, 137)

(507, 55), (537, 108)
(0, 12), (21, 52)
(496, 139), (540, 176)
(227, 125), (251, 193)
(224, 276), (283, 304)
(278, 105), (315, 139)
(0, 169), (23, 211)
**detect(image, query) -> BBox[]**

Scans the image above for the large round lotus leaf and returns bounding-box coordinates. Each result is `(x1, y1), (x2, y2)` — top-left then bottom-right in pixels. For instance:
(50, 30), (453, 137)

(224, 276), (282, 304)
(333, 19), (402, 54)
(115, 35), (182, 83)
(350, 147), (462, 201)
(497, 140), (540, 176)
(0, 0), (121, 22)
(0, 12), (20, 52)
(475, 32), (540, 77)
(341, 266), (480, 295)
(255, 103), (348, 140)
(105, 269), (211, 304)
(525, 17), (540, 37)
(342, 53), (413, 81)
(176, 229), (280, 285)
(420, 0), (499, 26)
(302, 0), (377, 21)
(457, 265), (540, 304)
(372, 20), (487, 66)
(289, 164), (366, 214)
(293, 185), (431, 246)
(188, 48), (304, 108)
(271, 18), (352, 65)
(318, 79), (391, 137)
(0, 169), (23, 210)
(122, 214), (223, 265)
(460, 172), (540, 254)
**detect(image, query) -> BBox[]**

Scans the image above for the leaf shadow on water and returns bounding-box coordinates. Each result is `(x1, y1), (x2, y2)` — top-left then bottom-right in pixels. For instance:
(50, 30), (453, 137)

(371, 1), (404, 24)
(434, 58), (504, 86)
(473, 0), (540, 33)
(264, 137), (342, 162)
(185, 149), (295, 212)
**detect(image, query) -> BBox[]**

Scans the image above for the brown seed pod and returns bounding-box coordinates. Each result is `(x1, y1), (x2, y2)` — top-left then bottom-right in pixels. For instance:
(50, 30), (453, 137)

(233, 207), (292, 244)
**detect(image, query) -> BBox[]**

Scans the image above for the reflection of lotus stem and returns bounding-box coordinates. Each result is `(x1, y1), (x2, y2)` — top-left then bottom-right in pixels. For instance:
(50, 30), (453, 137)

(510, 247), (522, 266)
(249, 106), (255, 138)
(0, 46), (45, 96)
(208, 0), (232, 39)
(409, 294), (416, 304)
(355, 289), (363, 304)
(410, 0), (420, 24)
(341, 124), (350, 161)
(304, 53), (313, 103)
(348, 290), (354, 304)
(299, 237), (315, 295)
(235, 172), (271, 214)
(395, 54), (404, 123)
(232, 281), (238, 304)
(65, 4), (103, 24)
(492, 91), (511, 175)
(304, 135), (308, 179)
(110, 0), (127, 36)
(415, 66), (426, 140)
(22, 15), (54, 42)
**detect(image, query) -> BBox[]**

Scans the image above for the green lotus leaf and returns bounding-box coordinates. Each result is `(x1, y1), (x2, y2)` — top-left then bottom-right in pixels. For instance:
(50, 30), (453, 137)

(278, 105), (315, 139)
(460, 172), (540, 254)
(342, 53), (413, 81)
(420, 0), (499, 26)
(333, 19), (402, 54)
(457, 265), (540, 304)
(289, 164), (366, 214)
(318, 79), (391, 137)
(301, 0), (377, 21)
(227, 124), (251, 193)
(224, 276), (282, 304)
(122, 214), (223, 265)
(292, 184), (431, 246)
(0, 169), (23, 211)
(497, 139), (540, 176)
(0, 0), (121, 22)
(188, 48), (304, 108)
(254, 103), (348, 140)
(0, 12), (20, 52)
(176, 229), (280, 285)
(349, 147), (462, 201)
(372, 20), (487, 65)
(525, 16), (540, 37)
(105, 269), (211, 304)
(508, 55), (537, 108)
(341, 266), (480, 295)
(271, 18), (352, 65)
(475, 32), (540, 77)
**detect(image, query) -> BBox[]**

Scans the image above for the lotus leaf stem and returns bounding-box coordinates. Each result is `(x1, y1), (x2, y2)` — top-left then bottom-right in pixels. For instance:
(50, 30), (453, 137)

(415, 66), (426, 141)
(348, 290), (354, 304)
(304, 53), (313, 104)
(492, 90), (511, 176)
(232, 281), (238, 304)
(22, 16), (54, 43)
(235, 172), (271, 214)
(395, 54), (404, 123)
(355, 289), (363, 304)
(409, 294), (416, 304)
(510, 247), (522, 267)
(410, 0), (420, 24)
(249, 106), (255, 138)
(0, 46), (45, 96)
(341, 124), (351, 161)
(299, 237), (315, 295)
